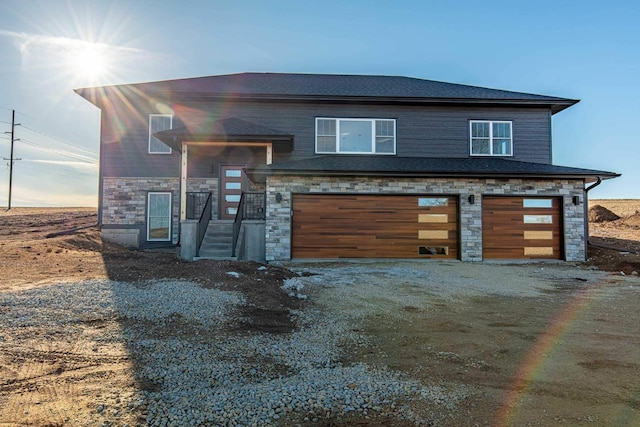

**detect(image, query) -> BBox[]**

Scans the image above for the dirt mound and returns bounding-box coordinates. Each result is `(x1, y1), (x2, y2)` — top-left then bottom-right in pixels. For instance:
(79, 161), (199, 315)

(589, 205), (620, 223)
(623, 213), (640, 227)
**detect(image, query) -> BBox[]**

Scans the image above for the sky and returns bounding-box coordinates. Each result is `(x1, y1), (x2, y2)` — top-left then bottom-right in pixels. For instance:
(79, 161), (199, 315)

(0, 0), (638, 207)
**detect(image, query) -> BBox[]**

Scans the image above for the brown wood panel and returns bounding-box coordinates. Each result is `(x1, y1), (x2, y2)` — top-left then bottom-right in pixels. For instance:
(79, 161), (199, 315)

(482, 196), (562, 260)
(292, 194), (458, 259)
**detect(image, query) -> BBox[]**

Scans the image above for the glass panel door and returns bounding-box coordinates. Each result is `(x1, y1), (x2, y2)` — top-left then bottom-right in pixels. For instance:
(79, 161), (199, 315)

(147, 192), (171, 241)
(220, 165), (245, 220)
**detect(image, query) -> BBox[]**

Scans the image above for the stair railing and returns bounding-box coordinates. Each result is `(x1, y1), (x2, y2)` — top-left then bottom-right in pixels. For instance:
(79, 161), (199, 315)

(195, 192), (212, 257)
(231, 192), (266, 257)
(231, 192), (247, 257)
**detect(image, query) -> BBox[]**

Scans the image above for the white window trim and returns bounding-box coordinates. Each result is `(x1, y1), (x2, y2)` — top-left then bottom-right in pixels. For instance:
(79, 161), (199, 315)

(147, 192), (172, 242)
(149, 114), (173, 154)
(315, 118), (396, 155)
(469, 120), (513, 157)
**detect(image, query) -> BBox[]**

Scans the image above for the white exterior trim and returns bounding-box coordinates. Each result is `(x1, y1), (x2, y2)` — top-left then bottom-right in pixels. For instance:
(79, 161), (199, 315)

(469, 120), (513, 157)
(315, 118), (396, 155)
(147, 191), (172, 241)
(180, 143), (188, 220)
(148, 114), (173, 154)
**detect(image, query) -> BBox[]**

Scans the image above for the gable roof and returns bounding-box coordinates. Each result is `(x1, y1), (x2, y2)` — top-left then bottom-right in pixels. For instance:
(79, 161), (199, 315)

(75, 72), (578, 114)
(246, 156), (619, 183)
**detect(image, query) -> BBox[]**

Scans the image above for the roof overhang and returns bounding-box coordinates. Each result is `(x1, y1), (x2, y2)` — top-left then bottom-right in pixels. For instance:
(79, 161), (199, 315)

(153, 117), (294, 152)
(74, 87), (578, 115)
(166, 95), (578, 115)
(245, 156), (619, 184)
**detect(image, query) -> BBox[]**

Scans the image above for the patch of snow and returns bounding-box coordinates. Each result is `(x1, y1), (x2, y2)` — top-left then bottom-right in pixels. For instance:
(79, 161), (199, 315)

(282, 277), (307, 299)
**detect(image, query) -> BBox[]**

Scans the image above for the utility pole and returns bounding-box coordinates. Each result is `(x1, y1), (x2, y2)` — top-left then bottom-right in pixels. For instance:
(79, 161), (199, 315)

(3, 110), (21, 210)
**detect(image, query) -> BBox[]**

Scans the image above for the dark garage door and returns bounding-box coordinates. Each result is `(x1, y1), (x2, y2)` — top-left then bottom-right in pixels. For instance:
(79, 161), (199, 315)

(482, 196), (563, 259)
(291, 194), (458, 259)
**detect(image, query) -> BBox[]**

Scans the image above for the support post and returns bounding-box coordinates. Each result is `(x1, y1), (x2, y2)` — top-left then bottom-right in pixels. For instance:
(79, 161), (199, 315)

(4, 110), (21, 210)
(266, 144), (273, 165)
(180, 143), (188, 220)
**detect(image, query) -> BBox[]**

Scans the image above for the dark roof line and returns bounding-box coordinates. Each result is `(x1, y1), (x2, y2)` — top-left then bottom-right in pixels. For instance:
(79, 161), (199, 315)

(246, 156), (619, 182)
(75, 72), (579, 114)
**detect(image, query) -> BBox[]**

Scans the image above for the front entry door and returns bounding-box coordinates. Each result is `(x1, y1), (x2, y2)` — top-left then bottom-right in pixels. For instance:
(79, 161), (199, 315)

(220, 165), (246, 220)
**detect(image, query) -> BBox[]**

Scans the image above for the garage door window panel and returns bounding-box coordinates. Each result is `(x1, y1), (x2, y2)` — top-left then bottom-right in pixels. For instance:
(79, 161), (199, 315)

(523, 199), (553, 208)
(524, 215), (553, 224)
(418, 197), (448, 207)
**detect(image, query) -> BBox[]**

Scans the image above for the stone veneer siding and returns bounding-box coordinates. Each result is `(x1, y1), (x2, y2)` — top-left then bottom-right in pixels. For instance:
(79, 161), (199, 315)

(265, 176), (586, 262)
(102, 177), (180, 244)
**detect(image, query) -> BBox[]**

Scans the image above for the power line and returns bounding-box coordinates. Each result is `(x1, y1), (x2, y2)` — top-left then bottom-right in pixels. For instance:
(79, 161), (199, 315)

(18, 138), (98, 164)
(19, 137), (98, 163)
(16, 161), (97, 178)
(13, 109), (98, 147)
(19, 123), (98, 156)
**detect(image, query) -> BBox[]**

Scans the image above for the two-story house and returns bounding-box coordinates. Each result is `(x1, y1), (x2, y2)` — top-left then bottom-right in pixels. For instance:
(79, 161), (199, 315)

(75, 72), (618, 262)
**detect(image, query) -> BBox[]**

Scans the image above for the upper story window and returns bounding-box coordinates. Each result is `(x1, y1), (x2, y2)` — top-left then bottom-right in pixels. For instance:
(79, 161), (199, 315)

(149, 114), (173, 154)
(470, 120), (512, 156)
(316, 118), (396, 154)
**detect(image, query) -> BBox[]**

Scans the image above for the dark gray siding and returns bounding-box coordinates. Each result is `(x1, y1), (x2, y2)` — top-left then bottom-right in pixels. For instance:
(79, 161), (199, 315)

(100, 96), (553, 178)
(178, 101), (553, 167)
(187, 146), (267, 177)
(100, 95), (180, 178)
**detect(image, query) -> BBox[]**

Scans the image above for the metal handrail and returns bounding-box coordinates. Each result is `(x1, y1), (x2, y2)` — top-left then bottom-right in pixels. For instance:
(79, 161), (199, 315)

(231, 193), (246, 257)
(186, 192), (211, 220)
(195, 192), (212, 257)
(231, 192), (266, 257)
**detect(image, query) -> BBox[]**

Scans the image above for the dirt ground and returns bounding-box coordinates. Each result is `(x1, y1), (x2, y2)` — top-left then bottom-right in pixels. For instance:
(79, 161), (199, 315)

(1, 204), (639, 426)
(588, 199), (640, 274)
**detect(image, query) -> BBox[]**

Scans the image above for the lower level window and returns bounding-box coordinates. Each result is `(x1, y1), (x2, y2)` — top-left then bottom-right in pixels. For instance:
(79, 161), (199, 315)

(148, 192), (172, 241)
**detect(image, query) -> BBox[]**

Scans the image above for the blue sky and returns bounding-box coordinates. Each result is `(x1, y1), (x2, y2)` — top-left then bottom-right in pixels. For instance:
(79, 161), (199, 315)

(0, 0), (638, 206)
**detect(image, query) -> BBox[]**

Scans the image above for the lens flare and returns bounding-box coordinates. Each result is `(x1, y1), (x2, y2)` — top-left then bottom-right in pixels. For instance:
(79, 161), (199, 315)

(70, 44), (109, 83)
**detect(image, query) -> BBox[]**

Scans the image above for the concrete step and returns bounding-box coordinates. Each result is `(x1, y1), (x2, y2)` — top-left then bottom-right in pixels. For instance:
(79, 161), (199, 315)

(201, 237), (232, 246)
(198, 221), (236, 258)
(199, 249), (233, 258)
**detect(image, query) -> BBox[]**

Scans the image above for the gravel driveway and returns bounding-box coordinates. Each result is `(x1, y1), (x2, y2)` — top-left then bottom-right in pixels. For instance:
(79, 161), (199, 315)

(1, 261), (632, 426)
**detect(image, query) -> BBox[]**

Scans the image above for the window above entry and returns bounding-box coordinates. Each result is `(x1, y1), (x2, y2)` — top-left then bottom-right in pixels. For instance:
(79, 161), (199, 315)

(149, 114), (173, 154)
(470, 120), (512, 156)
(316, 118), (396, 154)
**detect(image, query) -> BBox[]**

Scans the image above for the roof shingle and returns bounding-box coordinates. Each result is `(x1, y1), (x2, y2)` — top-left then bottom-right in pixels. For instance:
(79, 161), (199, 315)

(76, 72), (578, 113)
(246, 156), (619, 182)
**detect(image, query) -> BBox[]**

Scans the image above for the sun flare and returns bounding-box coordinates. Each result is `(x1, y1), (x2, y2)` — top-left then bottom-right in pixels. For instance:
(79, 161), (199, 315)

(70, 44), (110, 83)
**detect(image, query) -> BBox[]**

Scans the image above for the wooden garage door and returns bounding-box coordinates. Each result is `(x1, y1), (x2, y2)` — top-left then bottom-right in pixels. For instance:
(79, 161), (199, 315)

(482, 196), (563, 259)
(292, 194), (458, 259)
